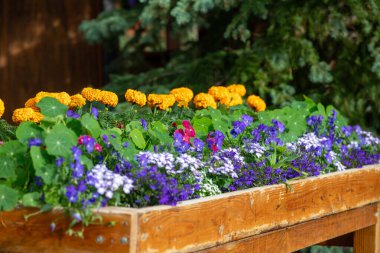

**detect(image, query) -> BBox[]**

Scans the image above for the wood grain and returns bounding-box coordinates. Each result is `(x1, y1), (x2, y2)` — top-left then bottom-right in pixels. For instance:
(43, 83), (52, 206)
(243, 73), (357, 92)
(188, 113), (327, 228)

(134, 165), (380, 252)
(354, 203), (380, 253)
(197, 204), (377, 253)
(0, 207), (133, 253)
(0, 0), (102, 121)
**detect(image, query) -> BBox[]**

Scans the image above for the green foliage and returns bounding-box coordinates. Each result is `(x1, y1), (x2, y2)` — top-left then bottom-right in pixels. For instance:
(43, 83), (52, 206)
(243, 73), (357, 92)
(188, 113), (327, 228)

(81, 0), (380, 133)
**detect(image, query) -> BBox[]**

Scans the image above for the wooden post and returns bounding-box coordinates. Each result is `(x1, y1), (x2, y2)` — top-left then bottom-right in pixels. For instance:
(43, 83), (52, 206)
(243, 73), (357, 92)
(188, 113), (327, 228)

(354, 203), (380, 252)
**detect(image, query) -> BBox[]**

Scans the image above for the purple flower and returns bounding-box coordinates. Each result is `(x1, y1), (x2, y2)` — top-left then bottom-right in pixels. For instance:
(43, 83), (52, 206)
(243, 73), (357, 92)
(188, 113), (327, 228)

(207, 130), (225, 152)
(66, 109), (80, 119)
(71, 146), (82, 159)
(242, 114), (253, 127)
(56, 157), (64, 167)
(65, 185), (78, 203)
(72, 213), (81, 221)
(50, 222), (56, 232)
(272, 119), (285, 133)
(28, 138), (42, 147)
(193, 138), (204, 152)
(83, 136), (96, 153)
(230, 121), (246, 138)
(102, 134), (110, 147)
(123, 142), (129, 148)
(91, 107), (99, 119)
(141, 118), (148, 130)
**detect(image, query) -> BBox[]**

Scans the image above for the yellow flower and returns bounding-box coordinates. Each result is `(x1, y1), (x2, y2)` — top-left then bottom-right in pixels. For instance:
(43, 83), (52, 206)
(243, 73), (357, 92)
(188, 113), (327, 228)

(12, 108), (43, 124)
(247, 94), (266, 112)
(99, 91), (118, 107)
(0, 99), (4, 118)
(81, 87), (102, 102)
(125, 89), (147, 107)
(170, 87), (194, 107)
(227, 84), (246, 97)
(147, 94), (176, 110)
(208, 86), (231, 105)
(25, 98), (39, 111)
(228, 92), (243, 107)
(35, 92), (71, 106)
(69, 94), (86, 108)
(193, 93), (217, 109)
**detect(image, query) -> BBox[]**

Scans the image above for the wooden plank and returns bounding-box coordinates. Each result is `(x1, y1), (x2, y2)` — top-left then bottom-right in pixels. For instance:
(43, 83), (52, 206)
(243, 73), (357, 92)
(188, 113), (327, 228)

(0, 0), (102, 121)
(0, 207), (134, 253)
(197, 204), (377, 253)
(354, 203), (380, 253)
(134, 165), (380, 252)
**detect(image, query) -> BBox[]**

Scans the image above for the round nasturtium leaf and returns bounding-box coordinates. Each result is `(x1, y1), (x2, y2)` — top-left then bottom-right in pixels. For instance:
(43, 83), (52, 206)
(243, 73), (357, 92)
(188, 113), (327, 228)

(0, 185), (18, 211)
(36, 97), (68, 117)
(45, 124), (77, 157)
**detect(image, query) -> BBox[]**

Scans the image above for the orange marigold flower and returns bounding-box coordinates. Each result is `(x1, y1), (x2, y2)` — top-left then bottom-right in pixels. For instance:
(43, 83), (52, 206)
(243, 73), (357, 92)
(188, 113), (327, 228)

(228, 92), (243, 107)
(208, 86), (231, 105)
(12, 108), (43, 124)
(227, 84), (246, 97)
(0, 99), (4, 118)
(25, 98), (39, 111)
(247, 94), (266, 112)
(99, 90), (118, 107)
(69, 94), (86, 108)
(81, 87), (102, 102)
(147, 94), (176, 110)
(193, 93), (217, 109)
(170, 87), (194, 107)
(125, 89), (147, 107)
(35, 91), (71, 106)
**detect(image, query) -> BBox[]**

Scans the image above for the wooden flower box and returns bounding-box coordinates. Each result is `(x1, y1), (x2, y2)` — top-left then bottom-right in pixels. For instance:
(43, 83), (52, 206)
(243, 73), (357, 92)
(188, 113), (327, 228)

(1, 165), (380, 253)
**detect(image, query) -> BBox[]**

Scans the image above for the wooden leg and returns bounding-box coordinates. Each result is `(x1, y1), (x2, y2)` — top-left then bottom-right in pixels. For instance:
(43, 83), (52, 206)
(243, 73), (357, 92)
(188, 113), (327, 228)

(354, 203), (380, 253)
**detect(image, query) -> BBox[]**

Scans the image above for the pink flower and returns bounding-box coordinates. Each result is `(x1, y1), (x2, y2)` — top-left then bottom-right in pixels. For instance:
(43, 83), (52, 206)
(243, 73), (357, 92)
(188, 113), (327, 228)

(94, 143), (102, 152)
(78, 135), (85, 145)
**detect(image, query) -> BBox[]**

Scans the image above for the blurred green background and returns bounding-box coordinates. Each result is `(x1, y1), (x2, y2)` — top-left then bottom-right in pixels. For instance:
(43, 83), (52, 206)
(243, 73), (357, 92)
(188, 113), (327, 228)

(80, 0), (380, 133)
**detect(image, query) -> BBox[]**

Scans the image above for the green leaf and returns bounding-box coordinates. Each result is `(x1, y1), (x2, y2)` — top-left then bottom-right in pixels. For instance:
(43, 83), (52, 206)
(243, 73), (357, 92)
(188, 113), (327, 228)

(80, 155), (94, 169)
(192, 117), (212, 138)
(35, 164), (57, 185)
(16, 122), (43, 142)
(36, 97), (68, 117)
(149, 121), (171, 144)
(81, 113), (101, 138)
(22, 192), (41, 207)
(0, 185), (18, 211)
(45, 124), (77, 157)
(0, 155), (16, 180)
(30, 146), (48, 170)
(0, 141), (27, 161)
(129, 129), (146, 149)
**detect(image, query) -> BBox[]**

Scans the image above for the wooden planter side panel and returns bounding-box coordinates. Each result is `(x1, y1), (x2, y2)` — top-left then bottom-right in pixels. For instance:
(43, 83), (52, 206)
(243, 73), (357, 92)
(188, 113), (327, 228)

(135, 166), (380, 252)
(0, 208), (133, 253)
(198, 204), (377, 253)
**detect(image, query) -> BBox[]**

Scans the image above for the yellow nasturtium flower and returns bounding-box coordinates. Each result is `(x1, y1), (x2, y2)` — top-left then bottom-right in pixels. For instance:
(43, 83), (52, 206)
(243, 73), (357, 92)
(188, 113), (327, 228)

(227, 84), (246, 97)
(69, 94), (86, 108)
(147, 94), (176, 110)
(170, 87), (194, 107)
(125, 89), (147, 107)
(0, 99), (4, 118)
(193, 93), (217, 109)
(12, 108), (43, 124)
(247, 94), (266, 112)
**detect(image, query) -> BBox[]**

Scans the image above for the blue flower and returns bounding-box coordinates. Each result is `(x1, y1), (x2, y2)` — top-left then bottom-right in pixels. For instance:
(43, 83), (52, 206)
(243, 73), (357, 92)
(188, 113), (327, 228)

(141, 118), (148, 130)
(71, 146), (82, 159)
(28, 138), (42, 147)
(91, 107), (99, 119)
(230, 121), (246, 138)
(193, 138), (204, 152)
(123, 142), (129, 148)
(65, 185), (78, 203)
(272, 119), (285, 133)
(56, 157), (64, 167)
(242, 114), (253, 127)
(66, 109), (80, 119)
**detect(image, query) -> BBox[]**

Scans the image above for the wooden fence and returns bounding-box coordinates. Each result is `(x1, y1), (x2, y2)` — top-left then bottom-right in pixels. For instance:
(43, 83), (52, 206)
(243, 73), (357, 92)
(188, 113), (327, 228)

(0, 0), (103, 121)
